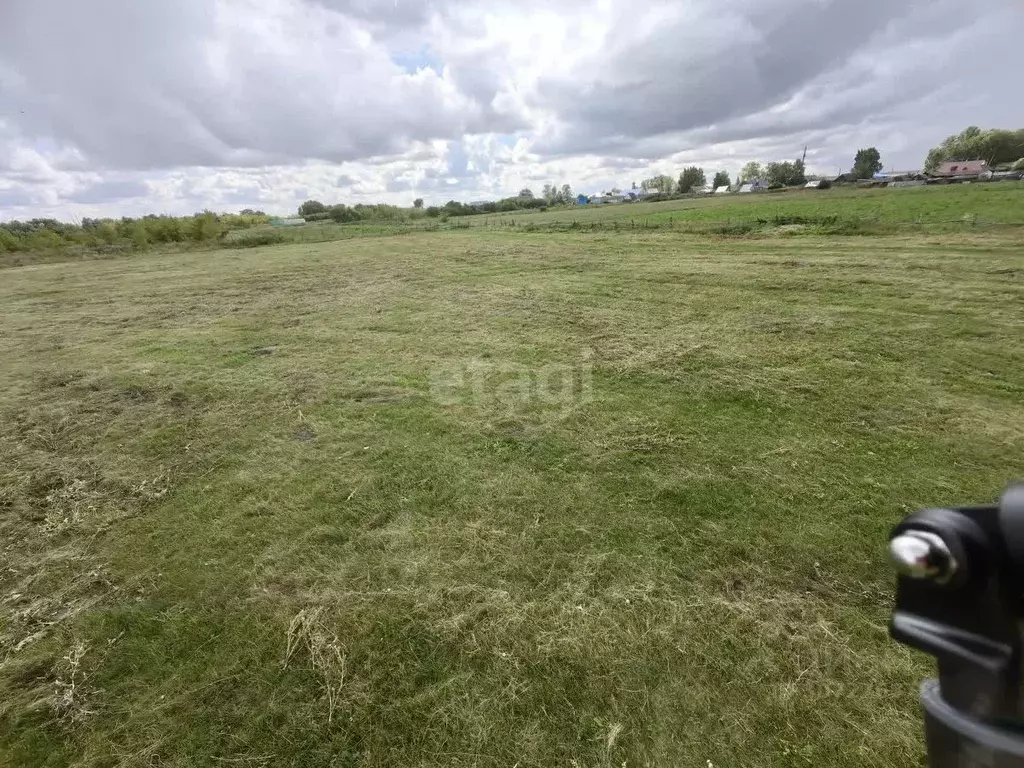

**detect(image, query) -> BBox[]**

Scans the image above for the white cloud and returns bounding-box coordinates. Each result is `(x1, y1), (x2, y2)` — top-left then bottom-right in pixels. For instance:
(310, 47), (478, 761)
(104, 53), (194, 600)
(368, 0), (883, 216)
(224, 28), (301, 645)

(1, 0), (1022, 219)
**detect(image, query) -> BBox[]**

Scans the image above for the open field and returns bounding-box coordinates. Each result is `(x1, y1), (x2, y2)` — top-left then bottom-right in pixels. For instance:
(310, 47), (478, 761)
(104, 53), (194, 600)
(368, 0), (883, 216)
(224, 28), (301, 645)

(474, 183), (1024, 229)
(249, 184), (1024, 246)
(2, 219), (1024, 765)
(4, 184), (1024, 271)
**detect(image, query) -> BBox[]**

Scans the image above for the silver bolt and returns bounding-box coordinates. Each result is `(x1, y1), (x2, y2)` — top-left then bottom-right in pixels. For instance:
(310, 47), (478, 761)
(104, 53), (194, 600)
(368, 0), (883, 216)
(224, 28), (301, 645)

(889, 530), (957, 583)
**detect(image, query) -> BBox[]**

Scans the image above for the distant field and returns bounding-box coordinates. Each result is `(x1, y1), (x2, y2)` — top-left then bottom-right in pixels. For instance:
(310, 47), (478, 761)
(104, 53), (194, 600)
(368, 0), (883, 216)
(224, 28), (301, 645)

(2, 222), (1023, 766)
(236, 183), (1024, 248)
(468, 182), (1024, 228)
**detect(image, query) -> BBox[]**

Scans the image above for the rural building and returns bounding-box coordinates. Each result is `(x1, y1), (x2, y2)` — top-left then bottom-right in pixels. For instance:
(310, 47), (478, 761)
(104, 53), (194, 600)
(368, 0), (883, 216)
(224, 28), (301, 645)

(933, 160), (989, 177)
(576, 194), (589, 205)
(738, 179), (769, 193)
(627, 189), (657, 201)
(589, 192), (626, 205)
(698, 184), (715, 195)
(714, 186), (731, 194)
(805, 179), (825, 189)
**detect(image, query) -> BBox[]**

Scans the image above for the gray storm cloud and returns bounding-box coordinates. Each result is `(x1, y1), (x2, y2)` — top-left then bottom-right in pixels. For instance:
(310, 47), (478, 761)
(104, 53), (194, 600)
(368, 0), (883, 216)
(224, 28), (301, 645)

(0, 0), (1021, 217)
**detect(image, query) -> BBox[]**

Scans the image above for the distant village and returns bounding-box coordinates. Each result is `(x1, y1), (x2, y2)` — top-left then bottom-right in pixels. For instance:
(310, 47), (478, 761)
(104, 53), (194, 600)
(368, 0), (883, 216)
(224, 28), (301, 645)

(578, 158), (1022, 206)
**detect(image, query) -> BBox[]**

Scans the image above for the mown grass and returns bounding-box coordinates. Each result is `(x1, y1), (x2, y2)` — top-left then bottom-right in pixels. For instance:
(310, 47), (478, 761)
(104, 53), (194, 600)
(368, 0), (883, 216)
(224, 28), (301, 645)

(473, 183), (1024, 228)
(1, 225), (1023, 766)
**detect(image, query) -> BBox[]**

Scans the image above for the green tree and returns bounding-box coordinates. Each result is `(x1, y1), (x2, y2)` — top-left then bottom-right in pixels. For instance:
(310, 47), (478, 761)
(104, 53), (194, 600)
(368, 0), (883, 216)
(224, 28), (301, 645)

(713, 170), (730, 188)
(766, 159), (806, 187)
(298, 200), (327, 217)
(677, 166), (706, 194)
(641, 175), (674, 195)
(518, 187), (534, 199)
(561, 184), (573, 204)
(852, 147), (883, 179)
(924, 127), (1024, 171)
(413, 198), (424, 209)
(740, 162), (763, 182)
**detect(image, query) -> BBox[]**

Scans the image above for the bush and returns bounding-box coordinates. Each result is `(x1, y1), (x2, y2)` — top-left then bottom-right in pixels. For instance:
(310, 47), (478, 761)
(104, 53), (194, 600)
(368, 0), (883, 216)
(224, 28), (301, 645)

(817, 179), (832, 190)
(227, 230), (286, 248)
(190, 211), (223, 242)
(95, 222), (119, 244)
(0, 228), (21, 252)
(130, 221), (149, 249)
(143, 216), (185, 243)
(26, 229), (65, 250)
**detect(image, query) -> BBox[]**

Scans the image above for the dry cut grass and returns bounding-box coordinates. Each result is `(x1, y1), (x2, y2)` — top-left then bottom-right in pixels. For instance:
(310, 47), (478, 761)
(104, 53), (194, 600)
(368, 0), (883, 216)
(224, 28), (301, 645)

(1, 226), (1023, 766)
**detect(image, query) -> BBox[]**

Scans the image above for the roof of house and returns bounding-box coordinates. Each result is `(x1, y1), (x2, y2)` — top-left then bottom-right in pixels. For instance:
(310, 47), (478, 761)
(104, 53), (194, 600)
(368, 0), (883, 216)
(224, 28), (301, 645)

(739, 181), (767, 192)
(934, 160), (988, 176)
(714, 186), (731, 193)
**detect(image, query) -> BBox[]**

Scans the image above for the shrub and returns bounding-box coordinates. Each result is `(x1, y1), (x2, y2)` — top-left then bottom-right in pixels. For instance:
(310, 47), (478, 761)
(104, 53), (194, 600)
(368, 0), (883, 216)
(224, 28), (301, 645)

(227, 230), (286, 248)
(26, 229), (65, 250)
(95, 222), (119, 245)
(130, 221), (149, 249)
(0, 228), (21, 252)
(190, 211), (224, 242)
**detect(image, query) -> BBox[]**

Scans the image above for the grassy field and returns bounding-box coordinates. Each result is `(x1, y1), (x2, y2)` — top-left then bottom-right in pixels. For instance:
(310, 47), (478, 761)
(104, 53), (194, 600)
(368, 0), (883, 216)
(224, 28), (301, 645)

(1, 199), (1024, 765)
(246, 184), (1024, 248)
(469, 183), (1024, 229)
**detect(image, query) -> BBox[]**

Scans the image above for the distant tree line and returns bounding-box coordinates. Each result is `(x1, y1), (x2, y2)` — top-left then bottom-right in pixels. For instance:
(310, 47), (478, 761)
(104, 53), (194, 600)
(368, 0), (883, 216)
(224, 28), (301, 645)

(297, 183), (579, 223)
(0, 211), (269, 254)
(297, 199), (406, 223)
(635, 156), (807, 196)
(295, 187), (571, 223)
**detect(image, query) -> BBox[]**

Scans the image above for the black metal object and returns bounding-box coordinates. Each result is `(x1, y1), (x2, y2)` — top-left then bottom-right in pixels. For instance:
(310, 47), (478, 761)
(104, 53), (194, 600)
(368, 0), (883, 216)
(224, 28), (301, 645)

(890, 481), (1024, 766)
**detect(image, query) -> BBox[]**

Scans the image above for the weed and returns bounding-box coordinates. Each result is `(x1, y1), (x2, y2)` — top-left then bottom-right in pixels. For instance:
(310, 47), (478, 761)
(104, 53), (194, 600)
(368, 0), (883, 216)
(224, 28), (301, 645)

(284, 608), (346, 723)
(53, 641), (92, 724)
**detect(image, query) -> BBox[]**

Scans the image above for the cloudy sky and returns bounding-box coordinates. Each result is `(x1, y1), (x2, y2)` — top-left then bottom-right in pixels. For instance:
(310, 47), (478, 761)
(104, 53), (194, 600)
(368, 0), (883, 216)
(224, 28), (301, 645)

(1, 0), (1021, 220)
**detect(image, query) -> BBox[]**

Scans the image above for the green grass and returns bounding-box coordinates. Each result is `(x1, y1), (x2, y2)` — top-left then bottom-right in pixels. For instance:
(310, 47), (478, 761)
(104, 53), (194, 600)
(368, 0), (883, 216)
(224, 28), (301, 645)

(1, 223), (1023, 766)
(471, 183), (1024, 229)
